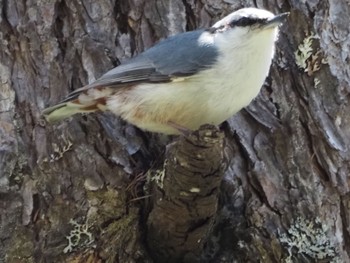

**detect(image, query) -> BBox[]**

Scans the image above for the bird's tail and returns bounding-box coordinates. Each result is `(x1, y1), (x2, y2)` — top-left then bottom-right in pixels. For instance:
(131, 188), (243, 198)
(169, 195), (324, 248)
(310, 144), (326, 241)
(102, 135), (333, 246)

(42, 85), (112, 122)
(42, 100), (104, 122)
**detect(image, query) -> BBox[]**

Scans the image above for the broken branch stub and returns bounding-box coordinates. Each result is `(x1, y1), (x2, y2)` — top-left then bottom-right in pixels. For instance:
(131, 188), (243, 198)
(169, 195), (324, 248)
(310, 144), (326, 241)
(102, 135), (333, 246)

(146, 124), (230, 263)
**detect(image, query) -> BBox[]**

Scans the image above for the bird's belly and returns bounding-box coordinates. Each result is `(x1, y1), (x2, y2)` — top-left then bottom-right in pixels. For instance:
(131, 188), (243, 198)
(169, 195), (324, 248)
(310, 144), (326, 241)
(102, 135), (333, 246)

(106, 77), (262, 134)
(107, 85), (211, 134)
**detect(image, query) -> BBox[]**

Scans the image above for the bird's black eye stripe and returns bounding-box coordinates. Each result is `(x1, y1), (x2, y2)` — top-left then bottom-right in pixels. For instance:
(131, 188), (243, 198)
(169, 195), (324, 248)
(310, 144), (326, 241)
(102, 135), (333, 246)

(230, 17), (267, 27)
(206, 16), (269, 33)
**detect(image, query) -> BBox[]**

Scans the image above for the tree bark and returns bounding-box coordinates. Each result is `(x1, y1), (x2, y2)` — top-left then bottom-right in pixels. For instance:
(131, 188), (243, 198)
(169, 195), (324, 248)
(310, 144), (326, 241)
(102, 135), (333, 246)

(1, 0), (350, 262)
(146, 125), (230, 263)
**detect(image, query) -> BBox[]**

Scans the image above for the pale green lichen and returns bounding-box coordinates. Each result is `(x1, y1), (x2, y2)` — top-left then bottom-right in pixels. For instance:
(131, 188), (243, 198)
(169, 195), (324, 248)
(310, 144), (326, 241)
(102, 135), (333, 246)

(279, 217), (341, 263)
(294, 33), (322, 76)
(314, 77), (321, 88)
(63, 219), (95, 254)
(41, 137), (73, 163)
(147, 160), (167, 189)
(49, 140), (73, 162)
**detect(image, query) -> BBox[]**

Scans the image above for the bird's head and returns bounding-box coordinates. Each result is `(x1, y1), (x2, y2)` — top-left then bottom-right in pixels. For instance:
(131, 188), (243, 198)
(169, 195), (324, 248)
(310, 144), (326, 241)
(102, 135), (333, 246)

(205, 8), (289, 50)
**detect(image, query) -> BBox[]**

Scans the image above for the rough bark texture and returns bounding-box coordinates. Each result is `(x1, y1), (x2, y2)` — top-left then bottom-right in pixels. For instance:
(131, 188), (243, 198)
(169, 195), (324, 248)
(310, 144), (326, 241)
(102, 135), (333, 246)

(1, 0), (350, 262)
(147, 125), (230, 263)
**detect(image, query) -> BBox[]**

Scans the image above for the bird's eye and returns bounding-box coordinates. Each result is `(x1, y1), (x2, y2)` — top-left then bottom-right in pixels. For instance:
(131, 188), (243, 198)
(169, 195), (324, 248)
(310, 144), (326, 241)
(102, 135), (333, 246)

(230, 17), (263, 27)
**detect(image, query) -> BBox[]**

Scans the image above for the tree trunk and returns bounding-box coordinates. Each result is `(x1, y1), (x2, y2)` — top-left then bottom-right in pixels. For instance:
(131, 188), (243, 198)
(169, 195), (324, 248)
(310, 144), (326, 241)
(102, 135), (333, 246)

(1, 0), (349, 262)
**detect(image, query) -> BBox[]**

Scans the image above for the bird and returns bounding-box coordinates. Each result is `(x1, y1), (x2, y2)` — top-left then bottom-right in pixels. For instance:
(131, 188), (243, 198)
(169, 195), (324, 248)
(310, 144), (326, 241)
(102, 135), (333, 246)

(43, 7), (289, 135)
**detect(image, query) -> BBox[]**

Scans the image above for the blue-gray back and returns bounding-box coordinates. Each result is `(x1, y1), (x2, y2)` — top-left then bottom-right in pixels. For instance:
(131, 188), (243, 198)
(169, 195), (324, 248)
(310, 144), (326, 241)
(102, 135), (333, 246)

(138, 29), (219, 76)
(64, 29), (219, 100)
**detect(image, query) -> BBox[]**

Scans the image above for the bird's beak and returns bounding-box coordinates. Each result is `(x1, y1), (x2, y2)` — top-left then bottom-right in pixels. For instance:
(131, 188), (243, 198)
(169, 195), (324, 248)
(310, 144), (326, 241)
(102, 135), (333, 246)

(263, 12), (289, 28)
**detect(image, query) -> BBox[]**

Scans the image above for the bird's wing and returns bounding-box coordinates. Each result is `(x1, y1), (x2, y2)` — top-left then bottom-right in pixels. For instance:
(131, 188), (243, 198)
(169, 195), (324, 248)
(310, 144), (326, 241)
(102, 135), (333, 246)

(61, 29), (219, 102)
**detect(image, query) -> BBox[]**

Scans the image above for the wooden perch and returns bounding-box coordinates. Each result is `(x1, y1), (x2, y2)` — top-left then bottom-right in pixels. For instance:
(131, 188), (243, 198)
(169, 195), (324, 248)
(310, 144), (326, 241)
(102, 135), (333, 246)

(146, 125), (230, 263)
